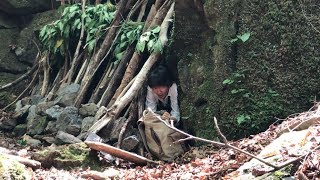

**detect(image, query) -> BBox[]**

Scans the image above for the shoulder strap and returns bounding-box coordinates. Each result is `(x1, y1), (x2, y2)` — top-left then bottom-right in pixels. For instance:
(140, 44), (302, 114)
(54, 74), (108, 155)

(137, 111), (152, 155)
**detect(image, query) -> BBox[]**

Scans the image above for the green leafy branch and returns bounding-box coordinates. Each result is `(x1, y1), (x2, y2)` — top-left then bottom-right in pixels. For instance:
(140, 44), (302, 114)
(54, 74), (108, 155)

(136, 26), (163, 54)
(113, 22), (144, 63)
(39, 3), (116, 55)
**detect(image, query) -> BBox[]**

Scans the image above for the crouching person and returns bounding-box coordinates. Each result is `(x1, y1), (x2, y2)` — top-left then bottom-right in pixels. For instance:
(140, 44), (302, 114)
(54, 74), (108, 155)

(138, 65), (186, 162)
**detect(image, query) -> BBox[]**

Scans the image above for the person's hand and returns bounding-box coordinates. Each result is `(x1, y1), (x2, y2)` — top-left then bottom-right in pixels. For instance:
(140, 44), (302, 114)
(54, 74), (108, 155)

(161, 111), (170, 120)
(169, 117), (177, 125)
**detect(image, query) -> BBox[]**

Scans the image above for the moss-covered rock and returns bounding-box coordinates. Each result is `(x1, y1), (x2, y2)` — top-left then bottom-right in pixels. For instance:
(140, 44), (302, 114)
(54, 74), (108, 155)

(0, 154), (32, 180)
(32, 143), (101, 170)
(174, 0), (320, 140)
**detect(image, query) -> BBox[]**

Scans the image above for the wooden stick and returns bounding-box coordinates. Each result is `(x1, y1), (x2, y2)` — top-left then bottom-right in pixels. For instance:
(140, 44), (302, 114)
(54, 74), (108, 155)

(2, 68), (39, 111)
(67, 0), (86, 84)
(0, 153), (41, 169)
(0, 64), (38, 91)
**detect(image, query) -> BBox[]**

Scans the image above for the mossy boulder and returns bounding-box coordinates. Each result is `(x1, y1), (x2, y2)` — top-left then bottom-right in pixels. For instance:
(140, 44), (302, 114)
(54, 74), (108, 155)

(32, 143), (100, 170)
(0, 154), (32, 180)
(174, 0), (320, 140)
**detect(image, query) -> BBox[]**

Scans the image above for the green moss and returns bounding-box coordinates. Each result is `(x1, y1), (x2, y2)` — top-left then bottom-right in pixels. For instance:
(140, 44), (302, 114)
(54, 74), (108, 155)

(33, 143), (101, 170)
(174, 0), (320, 141)
(271, 165), (292, 179)
(35, 116), (48, 131)
(59, 143), (89, 161)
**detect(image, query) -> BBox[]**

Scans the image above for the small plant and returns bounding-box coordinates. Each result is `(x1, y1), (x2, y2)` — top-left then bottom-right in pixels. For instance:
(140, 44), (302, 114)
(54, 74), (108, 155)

(17, 139), (27, 146)
(230, 32), (251, 43)
(222, 70), (284, 138)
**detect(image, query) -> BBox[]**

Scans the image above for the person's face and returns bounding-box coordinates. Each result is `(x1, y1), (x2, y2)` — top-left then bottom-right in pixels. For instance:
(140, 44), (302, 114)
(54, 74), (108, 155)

(152, 86), (169, 99)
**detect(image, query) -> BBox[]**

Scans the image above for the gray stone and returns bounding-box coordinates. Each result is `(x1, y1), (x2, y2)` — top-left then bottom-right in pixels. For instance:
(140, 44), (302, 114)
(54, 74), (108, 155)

(55, 131), (82, 145)
(15, 100), (23, 112)
(13, 104), (30, 124)
(44, 121), (57, 133)
(79, 103), (99, 117)
(36, 101), (54, 116)
(12, 124), (27, 136)
(77, 116), (97, 140)
(45, 105), (64, 120)
(81, 116), (96, 132)
(118, 135), (140, 152)
(42, 136), (56, 144)
(23, 134), (42, 148)
(56, 106), (82, 136)
(0, 113), (17, 130)
(54, 83), (80, 107)
(65, 124), (81, 137)
(20, 97), (31, 106)
(30, 95), (43, 105)
(26, 105), (48, 135)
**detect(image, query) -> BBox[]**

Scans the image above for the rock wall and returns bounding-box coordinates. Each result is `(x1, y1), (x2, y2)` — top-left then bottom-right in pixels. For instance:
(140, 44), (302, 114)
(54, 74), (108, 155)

(174, 0), (320, 139)
(0, 1), (59, 108)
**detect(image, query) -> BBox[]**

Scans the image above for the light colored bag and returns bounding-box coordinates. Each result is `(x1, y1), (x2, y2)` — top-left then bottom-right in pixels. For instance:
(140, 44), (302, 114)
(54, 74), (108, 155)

(138, 109), (186, 162)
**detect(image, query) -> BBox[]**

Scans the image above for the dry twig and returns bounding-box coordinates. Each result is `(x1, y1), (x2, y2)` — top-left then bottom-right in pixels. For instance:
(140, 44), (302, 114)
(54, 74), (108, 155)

(156, 111), (318, 173)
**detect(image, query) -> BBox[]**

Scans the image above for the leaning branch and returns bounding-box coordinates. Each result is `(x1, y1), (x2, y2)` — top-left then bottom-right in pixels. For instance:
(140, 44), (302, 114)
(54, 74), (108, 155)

(111, 2), (174, 118)
(0, 64), (38, 91)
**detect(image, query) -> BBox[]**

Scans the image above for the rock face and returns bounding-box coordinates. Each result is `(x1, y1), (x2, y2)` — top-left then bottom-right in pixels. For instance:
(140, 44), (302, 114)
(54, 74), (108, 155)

(0, 5), (59, 109)
(0, 0), (58, 15)
(174, 0), (320, 139)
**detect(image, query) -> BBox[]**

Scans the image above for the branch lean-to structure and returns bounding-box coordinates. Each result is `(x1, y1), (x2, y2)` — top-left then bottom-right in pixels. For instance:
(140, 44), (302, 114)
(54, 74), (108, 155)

(1, 0), (175, 145)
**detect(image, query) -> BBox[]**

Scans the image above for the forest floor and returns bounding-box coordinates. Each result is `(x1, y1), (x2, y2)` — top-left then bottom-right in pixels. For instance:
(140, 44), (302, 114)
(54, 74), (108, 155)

(0, 124), (276, 179)
(1, 108), (320, 179)
(0, 128), (267, 179)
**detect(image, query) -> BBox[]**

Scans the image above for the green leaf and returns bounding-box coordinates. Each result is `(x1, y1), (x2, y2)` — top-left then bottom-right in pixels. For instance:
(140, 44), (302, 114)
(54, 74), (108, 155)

(39, 26), (47, 38)
(136, 41), (146, 53)
(230, 38), (238, 43)
(55, 39), (64, 49)
(73, 19), (81, 30)
(140, 32), (151, 42)
(57, 21), (63, 32)
(147, 39), (155, 51)
(119, 41), (128, 49)
(237, 32), (251, 42)
(120, 33), (126, 41)
(237, 114), (250, 125)
(115, 52), (124, 60)
(151, 26), (161, 34)
(87, 39), (96, 52)
(222, 79), (234, 85)
(152, 40), (163, 53)
(231, 89), (238, 94)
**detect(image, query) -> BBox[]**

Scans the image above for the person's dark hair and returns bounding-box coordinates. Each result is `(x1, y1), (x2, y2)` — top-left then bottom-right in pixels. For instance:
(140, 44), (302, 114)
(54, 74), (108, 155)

(148, 65), (173, 88)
